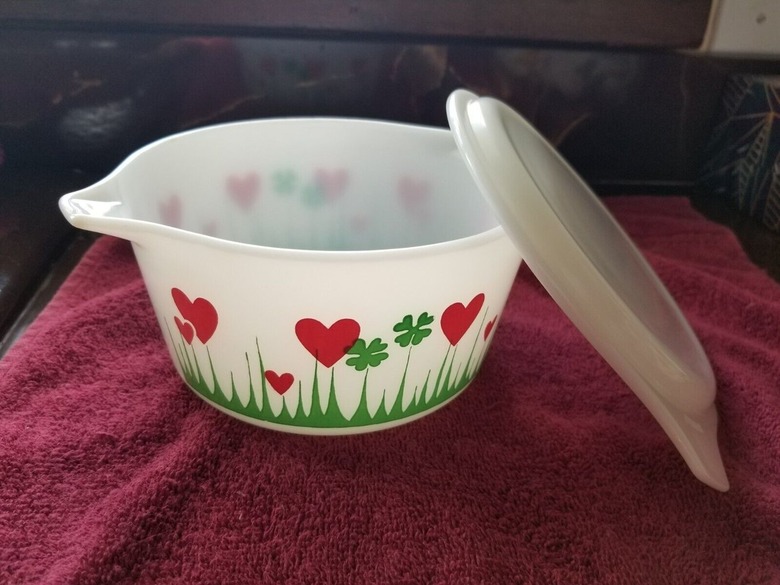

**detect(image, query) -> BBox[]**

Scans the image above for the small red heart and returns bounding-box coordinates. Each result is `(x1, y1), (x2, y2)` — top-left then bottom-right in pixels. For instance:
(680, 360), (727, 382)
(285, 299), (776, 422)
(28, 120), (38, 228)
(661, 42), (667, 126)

(159, 194), (182, 227)
(349, 214), (370, 233)
(174, 316), (195, 345)
(398, 177), (431, 221)
(441, 293), (485, 346)
(295, 318), (360, 368)
(171, 288), (219, 344)
(484, 317), (497, 341)
(265, 370), (294, 395)
(314, 169), (349, 200)
(202, 221), (218, 236)
(398, 176), (430, 199)
(227, 172), (261, 210)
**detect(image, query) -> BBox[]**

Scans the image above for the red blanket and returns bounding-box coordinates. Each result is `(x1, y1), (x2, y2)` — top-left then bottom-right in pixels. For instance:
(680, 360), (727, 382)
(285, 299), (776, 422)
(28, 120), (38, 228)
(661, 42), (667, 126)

(1, 196), (779, 584)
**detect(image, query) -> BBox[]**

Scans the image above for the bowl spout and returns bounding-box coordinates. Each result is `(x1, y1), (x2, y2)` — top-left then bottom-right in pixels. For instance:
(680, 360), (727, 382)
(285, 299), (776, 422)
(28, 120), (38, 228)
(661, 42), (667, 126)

(59, 177), (139, 243)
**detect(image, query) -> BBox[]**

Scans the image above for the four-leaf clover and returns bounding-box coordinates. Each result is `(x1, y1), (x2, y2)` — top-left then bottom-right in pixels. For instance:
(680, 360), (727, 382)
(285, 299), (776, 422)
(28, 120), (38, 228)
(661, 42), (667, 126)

(272, 169), (298, 195)
(346, 338), (389, 371)
(393, 312), (434, 347)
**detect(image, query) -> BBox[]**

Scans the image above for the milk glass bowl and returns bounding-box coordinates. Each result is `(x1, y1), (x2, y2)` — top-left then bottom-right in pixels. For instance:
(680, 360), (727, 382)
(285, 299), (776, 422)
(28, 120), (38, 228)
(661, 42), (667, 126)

(60, 118), (523, 433)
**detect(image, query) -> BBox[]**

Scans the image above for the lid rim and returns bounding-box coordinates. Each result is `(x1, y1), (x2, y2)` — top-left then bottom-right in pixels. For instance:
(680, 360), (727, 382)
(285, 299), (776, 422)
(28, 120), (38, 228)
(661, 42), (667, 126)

(446, 89), (726, 489)
(447, 89), (714, 407)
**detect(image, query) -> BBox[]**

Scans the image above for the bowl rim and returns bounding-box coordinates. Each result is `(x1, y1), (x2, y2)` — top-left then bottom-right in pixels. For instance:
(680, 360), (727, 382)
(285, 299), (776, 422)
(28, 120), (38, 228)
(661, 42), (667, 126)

(96, 116), (514, 261)
(127, 216), (511, 262)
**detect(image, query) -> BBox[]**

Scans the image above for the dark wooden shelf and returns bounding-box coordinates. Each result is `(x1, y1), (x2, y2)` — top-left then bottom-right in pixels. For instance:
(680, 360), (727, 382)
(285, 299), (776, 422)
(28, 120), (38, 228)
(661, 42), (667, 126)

(0, 0), (712, 48)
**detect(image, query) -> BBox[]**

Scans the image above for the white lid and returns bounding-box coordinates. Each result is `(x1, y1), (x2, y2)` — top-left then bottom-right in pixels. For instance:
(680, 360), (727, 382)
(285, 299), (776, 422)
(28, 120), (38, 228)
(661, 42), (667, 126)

(447, 90), (729, 491)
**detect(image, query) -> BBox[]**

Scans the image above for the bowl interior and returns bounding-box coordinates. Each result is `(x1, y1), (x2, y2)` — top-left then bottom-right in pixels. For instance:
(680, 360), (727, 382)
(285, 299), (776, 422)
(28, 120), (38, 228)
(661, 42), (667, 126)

(115, 119), (500, 251)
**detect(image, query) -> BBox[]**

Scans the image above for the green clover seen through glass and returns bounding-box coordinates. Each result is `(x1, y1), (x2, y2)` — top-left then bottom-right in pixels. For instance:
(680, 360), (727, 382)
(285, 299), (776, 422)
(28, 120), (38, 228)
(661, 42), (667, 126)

(272, 169), (297, 195)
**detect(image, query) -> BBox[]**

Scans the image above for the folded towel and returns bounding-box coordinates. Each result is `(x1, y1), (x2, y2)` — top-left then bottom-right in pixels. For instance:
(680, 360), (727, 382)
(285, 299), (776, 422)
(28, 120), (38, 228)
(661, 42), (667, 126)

(1, 196), (778, 584)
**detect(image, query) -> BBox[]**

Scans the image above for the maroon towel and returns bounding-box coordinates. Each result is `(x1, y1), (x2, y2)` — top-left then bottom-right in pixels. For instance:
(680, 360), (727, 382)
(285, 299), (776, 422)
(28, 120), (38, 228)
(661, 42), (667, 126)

(1, 196), (779, 584)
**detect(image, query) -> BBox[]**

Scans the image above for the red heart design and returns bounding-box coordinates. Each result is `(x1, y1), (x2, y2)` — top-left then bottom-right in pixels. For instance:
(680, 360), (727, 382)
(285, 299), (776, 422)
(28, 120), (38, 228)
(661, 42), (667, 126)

(202, 221), (218, 237)
(398, 176), (431, 220)
(295, 318), (360, 368)
(349, 214), (370, 233)
(174, 316), (195, 345)
(441, 293), (485, 346)
(398, 176), (430, 199)
(314, 169), (349, 200)
(159, 194), (182, 227)
(484, 317), (497, 341)
(171, 288), (219, 344)
(265, 370), (294, 395)
(227, 172), (261, 210)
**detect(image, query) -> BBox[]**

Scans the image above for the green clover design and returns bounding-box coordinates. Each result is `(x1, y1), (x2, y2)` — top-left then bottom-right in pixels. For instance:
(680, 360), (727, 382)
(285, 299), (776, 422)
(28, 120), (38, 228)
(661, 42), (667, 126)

(393, 312), (434, 347)
(346, 338), (389, 371)
(272, 169), (298, 195)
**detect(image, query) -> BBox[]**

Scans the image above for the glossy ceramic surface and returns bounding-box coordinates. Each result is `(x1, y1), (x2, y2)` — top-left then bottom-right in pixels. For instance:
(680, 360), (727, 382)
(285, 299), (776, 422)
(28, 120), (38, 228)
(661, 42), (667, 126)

(59, 119), (522, 433)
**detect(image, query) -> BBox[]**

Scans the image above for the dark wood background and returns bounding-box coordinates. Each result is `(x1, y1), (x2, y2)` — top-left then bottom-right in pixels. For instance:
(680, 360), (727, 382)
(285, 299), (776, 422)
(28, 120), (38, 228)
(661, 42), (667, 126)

(0, 0), (712, 48)
(3, 0), (780, 355)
